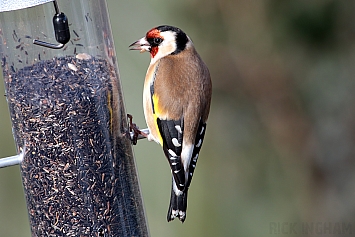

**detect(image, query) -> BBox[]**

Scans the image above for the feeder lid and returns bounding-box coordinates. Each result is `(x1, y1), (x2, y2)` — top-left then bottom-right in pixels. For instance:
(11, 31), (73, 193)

(0, 0), (53, 12)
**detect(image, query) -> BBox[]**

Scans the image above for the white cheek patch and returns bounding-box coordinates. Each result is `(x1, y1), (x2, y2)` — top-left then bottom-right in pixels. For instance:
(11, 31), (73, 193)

(150, 31), (177, 64)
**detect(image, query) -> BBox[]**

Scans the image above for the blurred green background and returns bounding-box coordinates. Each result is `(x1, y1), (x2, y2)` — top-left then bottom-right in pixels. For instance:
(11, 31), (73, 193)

(1, 0), (355, 236)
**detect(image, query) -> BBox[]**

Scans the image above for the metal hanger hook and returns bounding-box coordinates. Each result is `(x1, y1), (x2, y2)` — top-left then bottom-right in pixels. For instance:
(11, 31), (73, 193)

(33, 0), (70, 49)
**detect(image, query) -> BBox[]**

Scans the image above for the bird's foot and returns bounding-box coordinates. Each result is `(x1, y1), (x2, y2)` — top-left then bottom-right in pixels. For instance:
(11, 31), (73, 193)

(127, 114), (149, 145)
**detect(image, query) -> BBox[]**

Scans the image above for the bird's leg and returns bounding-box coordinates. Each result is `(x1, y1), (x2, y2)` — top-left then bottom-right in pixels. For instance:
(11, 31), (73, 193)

(127, 114), (149, 145)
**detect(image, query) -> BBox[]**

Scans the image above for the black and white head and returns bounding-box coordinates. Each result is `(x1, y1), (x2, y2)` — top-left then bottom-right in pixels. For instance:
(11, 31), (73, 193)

(129, 25), (192, 64)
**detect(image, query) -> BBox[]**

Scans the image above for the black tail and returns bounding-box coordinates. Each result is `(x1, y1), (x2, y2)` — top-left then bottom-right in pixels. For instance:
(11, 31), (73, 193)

(167, 184), (188, 223)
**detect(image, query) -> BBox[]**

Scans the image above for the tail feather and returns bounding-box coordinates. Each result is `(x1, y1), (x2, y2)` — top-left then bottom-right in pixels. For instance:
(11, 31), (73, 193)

(167, 184), (188, 223)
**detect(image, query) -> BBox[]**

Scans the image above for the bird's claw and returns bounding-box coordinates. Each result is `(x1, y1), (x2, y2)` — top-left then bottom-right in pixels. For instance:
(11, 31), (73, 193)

(127, 114), (149, 145)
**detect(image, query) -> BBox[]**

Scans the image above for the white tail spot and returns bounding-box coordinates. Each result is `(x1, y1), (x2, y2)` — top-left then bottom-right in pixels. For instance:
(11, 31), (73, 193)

(172, 210), (178, 217)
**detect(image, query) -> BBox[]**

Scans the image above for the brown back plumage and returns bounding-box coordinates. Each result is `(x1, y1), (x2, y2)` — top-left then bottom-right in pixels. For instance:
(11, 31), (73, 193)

(153, 45), (212, 143)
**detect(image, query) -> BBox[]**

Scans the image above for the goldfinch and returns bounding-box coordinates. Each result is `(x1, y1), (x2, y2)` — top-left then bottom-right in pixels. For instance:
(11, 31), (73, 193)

(129, 25), (212, 222)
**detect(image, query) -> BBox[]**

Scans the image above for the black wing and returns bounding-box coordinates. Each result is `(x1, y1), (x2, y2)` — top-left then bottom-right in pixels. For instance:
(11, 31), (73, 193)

(157, 117), (186, 191)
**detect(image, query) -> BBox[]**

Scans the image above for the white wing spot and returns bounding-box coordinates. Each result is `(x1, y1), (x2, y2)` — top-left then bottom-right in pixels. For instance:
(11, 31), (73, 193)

(168, 149), (177, 157)
(170, 156), (178, 160)
(174, 169), (181, 174)
(192, 164), (196, 168)
(175, 125), (182, 134)
(196, 139), (202, 148)
(200, 126), (205, 135)
(192, 154), (198, 163)
(172, 138), (181, 147)
(171, 162), (177, 166)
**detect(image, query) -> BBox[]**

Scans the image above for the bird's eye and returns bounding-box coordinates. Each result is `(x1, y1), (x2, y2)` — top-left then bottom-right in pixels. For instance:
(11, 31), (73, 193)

(153, 38), (163, 45)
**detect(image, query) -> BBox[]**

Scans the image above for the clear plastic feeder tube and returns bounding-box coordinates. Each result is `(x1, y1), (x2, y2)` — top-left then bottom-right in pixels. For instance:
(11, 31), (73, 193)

(0, 1), (148, 236)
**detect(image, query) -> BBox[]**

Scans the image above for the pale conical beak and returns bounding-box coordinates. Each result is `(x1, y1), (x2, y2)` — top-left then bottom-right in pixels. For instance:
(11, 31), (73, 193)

(129, 37), (150, 53)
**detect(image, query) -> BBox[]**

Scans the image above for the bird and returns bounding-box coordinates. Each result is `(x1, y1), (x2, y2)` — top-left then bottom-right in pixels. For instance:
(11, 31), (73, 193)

(129, 25), (212, 222)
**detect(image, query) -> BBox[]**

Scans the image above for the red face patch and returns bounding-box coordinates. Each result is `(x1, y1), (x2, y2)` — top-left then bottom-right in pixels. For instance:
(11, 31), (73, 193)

(146, 28), (161, 39)
(146, 28), (162, 58)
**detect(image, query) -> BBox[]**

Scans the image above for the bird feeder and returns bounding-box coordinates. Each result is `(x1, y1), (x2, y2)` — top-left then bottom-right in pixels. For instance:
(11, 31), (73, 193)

(0, 0), (148, 236)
